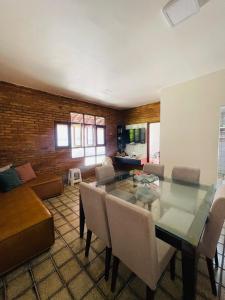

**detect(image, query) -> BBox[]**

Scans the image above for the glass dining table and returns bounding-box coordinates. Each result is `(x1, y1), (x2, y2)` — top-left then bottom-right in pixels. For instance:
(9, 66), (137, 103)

(79, 172), (216, 300)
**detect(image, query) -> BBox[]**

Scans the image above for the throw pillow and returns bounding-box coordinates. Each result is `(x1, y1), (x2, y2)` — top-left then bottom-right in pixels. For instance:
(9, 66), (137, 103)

(0, 164), (12, 173)
(15, 163), (37, 183)
(0, 168), (21, 192)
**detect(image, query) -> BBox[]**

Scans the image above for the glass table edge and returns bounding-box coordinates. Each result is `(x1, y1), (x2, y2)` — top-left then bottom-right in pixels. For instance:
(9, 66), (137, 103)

(94, 174), (216, 247)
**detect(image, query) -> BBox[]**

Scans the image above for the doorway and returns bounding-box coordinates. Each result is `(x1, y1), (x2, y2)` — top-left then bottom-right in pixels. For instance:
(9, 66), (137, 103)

(218, 107), (225, 181)
(148, 122), (160, 164)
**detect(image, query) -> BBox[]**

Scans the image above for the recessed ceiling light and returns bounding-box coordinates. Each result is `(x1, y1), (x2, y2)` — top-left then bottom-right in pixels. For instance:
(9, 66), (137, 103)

(162, 0), (200, 26)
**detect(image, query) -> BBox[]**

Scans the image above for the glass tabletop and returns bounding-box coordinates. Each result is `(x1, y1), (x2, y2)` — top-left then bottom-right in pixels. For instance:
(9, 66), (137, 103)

(92, 172), (216, 247)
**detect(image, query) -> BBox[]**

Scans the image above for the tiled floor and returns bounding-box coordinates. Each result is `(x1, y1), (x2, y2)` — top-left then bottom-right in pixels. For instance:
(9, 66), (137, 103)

(0, 178), (225, 300)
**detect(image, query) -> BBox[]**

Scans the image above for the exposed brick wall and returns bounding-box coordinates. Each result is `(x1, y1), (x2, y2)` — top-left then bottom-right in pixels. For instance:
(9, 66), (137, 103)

(0, 82), (123, 178)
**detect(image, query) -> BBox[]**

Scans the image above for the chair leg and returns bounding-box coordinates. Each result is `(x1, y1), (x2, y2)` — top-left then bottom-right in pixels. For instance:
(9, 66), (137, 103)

(215, 248), (219, 269)
(146, 286), (155, 300)
(206, 257), (217, 296)
(111, 256), (120, 292)
(105, 247), (112, 281)
(170, 253), (176, 280)
(85, 230), (92, 257)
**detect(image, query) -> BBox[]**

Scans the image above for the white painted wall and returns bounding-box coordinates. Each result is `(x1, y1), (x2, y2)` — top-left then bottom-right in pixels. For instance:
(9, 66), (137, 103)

(149, 122), (160, 161)
(160, 69), (225, 185)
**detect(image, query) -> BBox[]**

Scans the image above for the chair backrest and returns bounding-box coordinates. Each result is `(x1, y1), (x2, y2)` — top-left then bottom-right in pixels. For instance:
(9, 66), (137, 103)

(79, 182), (111, 247)
(143, 163), (164, 179)
(198, 184), (225, 259)
(105, 194), (159, 290)
(171, 166), (200, 185)
(95, 165), (115, 182)
(102, 157), (113, 166)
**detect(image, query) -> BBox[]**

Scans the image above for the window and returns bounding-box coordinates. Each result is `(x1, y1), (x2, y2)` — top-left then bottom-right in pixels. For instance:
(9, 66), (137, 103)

(71, 123), (82, 147)
(72, 148), (84, 158)
(96, 126), (105, 145)
(84, 114), (95, 124)
(71, 113), (83, 123)
(96, 116), (105, 125)
(71, 113), (106, 165)
(55, 123), (70, 147)
(55, 113), (106, 165)
(84, 125), (95, 146)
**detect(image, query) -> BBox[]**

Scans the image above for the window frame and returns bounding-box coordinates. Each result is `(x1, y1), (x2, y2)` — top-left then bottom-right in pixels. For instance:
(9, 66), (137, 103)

(84, 124), (106, 165)
(84, 124), (96, 147)
(96, 125), (106, 146)
(55, 114), (106, 166)
(71, 122), (83, 148)
(55, 121), (71, 149)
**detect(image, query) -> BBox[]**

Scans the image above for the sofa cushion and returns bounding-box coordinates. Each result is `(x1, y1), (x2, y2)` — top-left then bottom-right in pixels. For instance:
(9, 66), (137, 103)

(25, 173), (64, 200)
(15, 163), (37, 183)
(0, 168), (21, 192)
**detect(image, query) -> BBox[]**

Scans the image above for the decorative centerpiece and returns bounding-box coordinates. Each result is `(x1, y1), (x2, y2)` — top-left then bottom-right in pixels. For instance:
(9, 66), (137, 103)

(133, 173), (160, 204)
(134, 173), (159, 186)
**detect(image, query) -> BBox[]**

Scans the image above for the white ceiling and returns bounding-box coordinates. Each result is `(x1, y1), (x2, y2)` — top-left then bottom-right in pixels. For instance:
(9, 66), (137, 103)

(0, 0), (225, 109)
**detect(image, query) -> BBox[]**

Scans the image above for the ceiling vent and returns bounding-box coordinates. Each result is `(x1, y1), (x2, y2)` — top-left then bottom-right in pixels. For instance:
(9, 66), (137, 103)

(162, 0), (200, 26)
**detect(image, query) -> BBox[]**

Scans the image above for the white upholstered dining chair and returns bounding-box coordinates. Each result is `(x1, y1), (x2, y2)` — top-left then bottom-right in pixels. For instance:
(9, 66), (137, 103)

(105, 194), (176, 300)
(95, 165), (115, 182)
(143, 163), (165, 179)
(197, 184), (225, 296)
(172, 166), (200, 185)
(79, 182), (111, 280)
(102, 156), (113, 166)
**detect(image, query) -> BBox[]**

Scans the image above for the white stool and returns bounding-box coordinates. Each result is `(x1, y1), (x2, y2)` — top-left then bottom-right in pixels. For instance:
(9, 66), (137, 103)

(68, 168), (82, 186)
